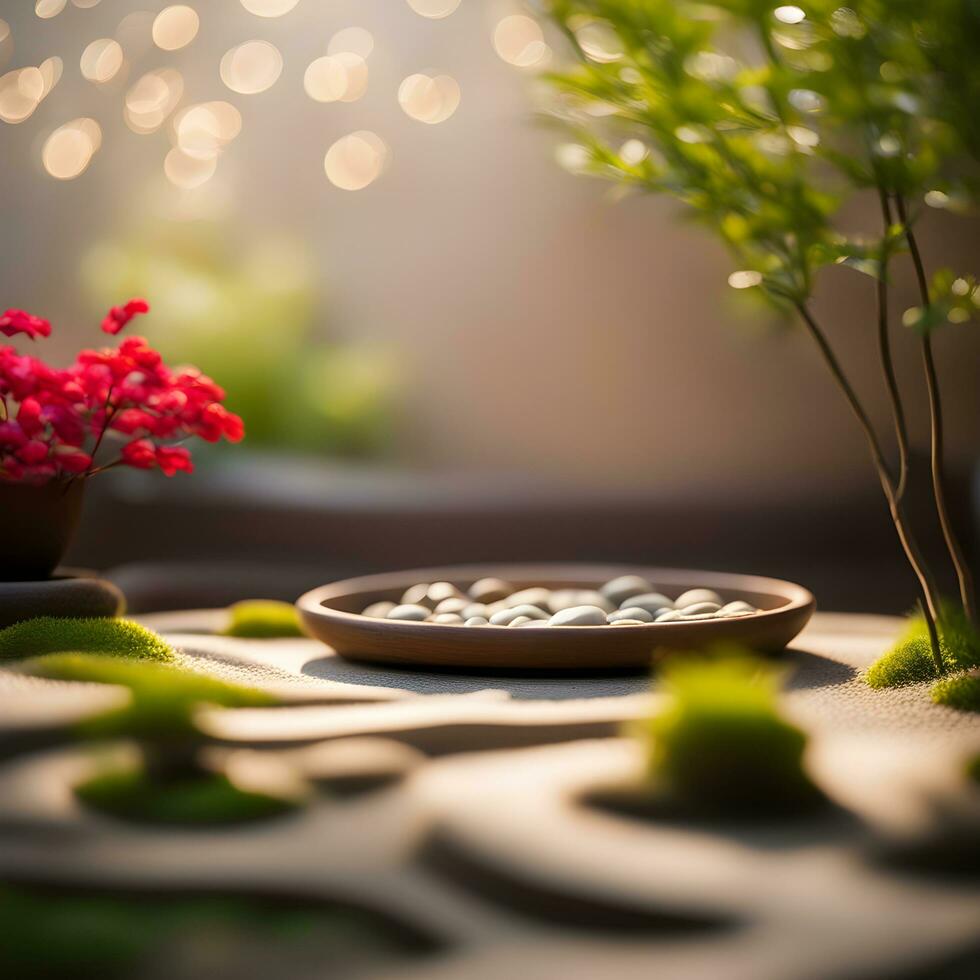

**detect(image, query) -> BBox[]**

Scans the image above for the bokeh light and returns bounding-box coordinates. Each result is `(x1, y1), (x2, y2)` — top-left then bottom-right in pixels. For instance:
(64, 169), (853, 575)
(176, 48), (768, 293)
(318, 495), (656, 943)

(35, 0), (67, 19)
(72, 0), (102, 7)
(240, 0), (299, 17)
(728, 270), (764, 289)
(493, 15), (550, 68)
(164, 146), (216, 188)
(575, 21), (623, 63)
(125, 68), (184, 134)
(397, 73), (460, 124)
(38, 57), (63, 98)
(80, 39), (124, 84)
(304, 53), (367, 103)
(152, 6), (200, 52)
(220, 40), (283, 95)
(0, 67), (44, 124)
(406, 0), (461, 19)
(324, 131), (387, 190)
(328, 27), (374, 60)
(173, 101), (241, 160)
(42, 117), (101, 179)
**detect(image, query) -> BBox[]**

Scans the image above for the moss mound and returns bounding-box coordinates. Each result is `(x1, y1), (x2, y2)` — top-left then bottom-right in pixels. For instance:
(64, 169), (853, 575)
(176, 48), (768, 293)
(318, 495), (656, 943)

(865, 610), (980, 689)
(21, 653), (277, 738)
(75, 764), (297, 826)
(221, 599), (304, 638)
(0, 617), (174, 664)
(639, 652), (823, 818)
(0, 883), (436, 980)
(931, 671), (980, 713)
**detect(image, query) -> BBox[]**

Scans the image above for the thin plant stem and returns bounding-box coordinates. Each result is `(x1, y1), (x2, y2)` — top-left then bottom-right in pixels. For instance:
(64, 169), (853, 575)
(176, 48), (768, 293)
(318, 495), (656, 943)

(875, 190), (910, 501)
(895, 193), (977, 624)
(794, 301), (944, 671)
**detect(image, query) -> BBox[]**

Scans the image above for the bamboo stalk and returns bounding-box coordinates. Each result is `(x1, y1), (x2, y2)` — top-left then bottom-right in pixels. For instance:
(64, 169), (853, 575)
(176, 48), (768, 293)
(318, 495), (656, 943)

(895, 194), (977, 624)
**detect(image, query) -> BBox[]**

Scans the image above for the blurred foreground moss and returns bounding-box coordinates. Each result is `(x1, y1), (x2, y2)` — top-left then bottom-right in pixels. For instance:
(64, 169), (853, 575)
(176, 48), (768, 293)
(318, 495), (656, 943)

(0, 883), (437, 980)
(638, 653), (824, 818)
(21, 653), (277, 739)
(222, 599), (304, 638)
(865, 610), (980, 689)
(931, 671), (980, 713)
(0, 617), (174, 664)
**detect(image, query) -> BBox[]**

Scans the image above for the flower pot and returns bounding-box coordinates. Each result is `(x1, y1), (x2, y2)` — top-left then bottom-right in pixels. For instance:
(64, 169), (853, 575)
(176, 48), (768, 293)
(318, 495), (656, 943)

(0, 479), (86, 582)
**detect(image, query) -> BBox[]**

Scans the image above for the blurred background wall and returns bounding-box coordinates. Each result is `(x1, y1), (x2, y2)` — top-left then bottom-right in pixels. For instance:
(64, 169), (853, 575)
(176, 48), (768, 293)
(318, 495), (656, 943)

(1, 1), (978, 609)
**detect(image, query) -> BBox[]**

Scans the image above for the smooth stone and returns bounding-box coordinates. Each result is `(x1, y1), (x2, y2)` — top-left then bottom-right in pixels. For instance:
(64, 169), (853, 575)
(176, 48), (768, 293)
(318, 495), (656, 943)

(401, 581), (463, 609)
(680, 612), (722, 621)
(461, 602), (491, 619)
(435, 596), (469, 615)
(548, 589), (614, 614)
(518, 619), (551, 627)
(599, 575), (654, 607)
(290, 737), (423, 795)
(674, 588), (723, 609)
(626, 593), (674, 616)
(548, 605), (608, 627)
(429, 613), (465, 624)
(678, 601), (721, 616)
(362, 601), (396, 619)
(607, 607), (654, 623)
(721, 600), (757, 616)
(654, 610), (684, 622)
(386, 604), (431, 622)
(503, 587), (552, 610)
(0, 572), (125, 630)
(610, 619), (647, 626)
(489, 604), (550, 626)
(464, 616), (489, 626)
(468, 577), (514, 603)
(508, 616), (533, 627)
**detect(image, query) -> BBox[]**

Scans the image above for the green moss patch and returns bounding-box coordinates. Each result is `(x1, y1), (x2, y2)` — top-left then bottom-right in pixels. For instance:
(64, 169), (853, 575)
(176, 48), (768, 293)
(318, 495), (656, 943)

(638, 652), (824, 818)
(865, 611), (980, 689)
(221, 599), (304, 638)
(21, 653), (277, 739)
(0, 617), (174, 664)
(75, 763), (297, 826)
(0, 883), (438, 980)
(931, 671), (980, 713)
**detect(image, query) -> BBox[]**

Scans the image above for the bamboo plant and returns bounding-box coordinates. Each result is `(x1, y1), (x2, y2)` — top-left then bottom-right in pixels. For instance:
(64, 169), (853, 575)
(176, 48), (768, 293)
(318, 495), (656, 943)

(538, 0), (980, 671)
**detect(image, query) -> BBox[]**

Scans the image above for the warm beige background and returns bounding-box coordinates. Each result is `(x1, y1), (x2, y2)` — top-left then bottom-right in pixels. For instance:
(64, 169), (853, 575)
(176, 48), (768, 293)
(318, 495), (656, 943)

(1, 0), (978, 503)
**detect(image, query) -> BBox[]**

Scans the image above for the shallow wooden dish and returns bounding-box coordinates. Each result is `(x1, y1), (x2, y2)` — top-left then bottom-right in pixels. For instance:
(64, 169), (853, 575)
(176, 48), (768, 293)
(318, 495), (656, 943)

(296, 564), (815, 672)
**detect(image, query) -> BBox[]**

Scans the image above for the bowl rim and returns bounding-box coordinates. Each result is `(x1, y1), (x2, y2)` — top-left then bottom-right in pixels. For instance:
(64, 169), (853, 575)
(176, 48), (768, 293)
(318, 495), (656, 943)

(296, 563), (815, 633)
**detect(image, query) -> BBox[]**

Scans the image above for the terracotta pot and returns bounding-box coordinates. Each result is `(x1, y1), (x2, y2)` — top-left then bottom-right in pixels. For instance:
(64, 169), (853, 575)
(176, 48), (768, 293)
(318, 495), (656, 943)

(0, 478), (86, 582)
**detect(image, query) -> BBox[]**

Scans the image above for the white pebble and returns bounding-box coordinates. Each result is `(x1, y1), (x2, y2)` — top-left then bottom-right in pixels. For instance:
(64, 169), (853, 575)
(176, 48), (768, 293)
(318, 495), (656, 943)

(626, 593), (674, 616)
(464, 616), (489, 626)
(548, 605), (608, 626)
(679, 602), (721, 616)
(489, 604), (549, 626)
(518, 619), (551, 627)
(387, 604), (431, 622)
(720, 600), (757, 617)
(607, 607), (654, 623)
(610, 619), (647, 626)
(504, 587), (553, 610)
(549, 589), (614, 614)
(674, 588), (723, 609)
(362, 601), (396, 618)
(468, 577), (514, 603)
(429, 612), (464, 624)
(508, 616), (533, 627)
(600, 575), (654, 607)
(462, 602), (491, 619)
(434, 596), (469, 615)
(655, 610), (683, 622)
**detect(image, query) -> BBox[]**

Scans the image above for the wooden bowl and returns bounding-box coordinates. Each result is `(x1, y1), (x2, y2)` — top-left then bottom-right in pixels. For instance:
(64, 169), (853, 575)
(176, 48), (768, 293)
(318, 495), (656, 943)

(296, 564), (815, 672)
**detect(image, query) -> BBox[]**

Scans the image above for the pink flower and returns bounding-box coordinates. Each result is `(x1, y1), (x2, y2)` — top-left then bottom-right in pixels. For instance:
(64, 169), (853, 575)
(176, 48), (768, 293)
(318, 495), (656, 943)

(17, 440), (49, 465)
(101, 299), (150, 335)
(120, 438), (157, 470)
(0, 309), (51, 341)
(155, 445), (193, 477)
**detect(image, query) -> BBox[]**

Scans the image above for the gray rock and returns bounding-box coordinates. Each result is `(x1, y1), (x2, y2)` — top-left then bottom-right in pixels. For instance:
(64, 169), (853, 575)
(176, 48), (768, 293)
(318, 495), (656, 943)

(362, 601), (396, 618)
(600, 575), (654, 607)
(674, 588), (723, 609)
(549, 605), (608, 626)
(467, 577), (514, 603)
(627, 593), (675, 616)
(607, 607), (654, 623)
(489, 604), (550, 626)
(386, 604), (431, 621)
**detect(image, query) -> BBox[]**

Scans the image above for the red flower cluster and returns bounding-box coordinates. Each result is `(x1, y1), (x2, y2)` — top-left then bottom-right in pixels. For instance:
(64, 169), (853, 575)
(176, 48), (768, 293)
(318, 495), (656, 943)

(0, 301), (244, 485)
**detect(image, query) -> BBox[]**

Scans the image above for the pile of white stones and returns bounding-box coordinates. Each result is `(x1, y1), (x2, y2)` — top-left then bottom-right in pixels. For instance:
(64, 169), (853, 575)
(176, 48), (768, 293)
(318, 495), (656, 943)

(361, 575), (759, 627)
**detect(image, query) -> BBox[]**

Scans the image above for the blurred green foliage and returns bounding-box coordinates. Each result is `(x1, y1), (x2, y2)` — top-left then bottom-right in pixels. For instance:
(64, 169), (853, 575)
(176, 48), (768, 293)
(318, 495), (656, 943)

(865, 608), (980, 688)
(222, 599), (305, 638)
(542, 0), (980, 323)
(81, 226), (396, 457)
(639, 651), (824, 816)
(931, 671), (980, 712)
(0, 617), (174, 664)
